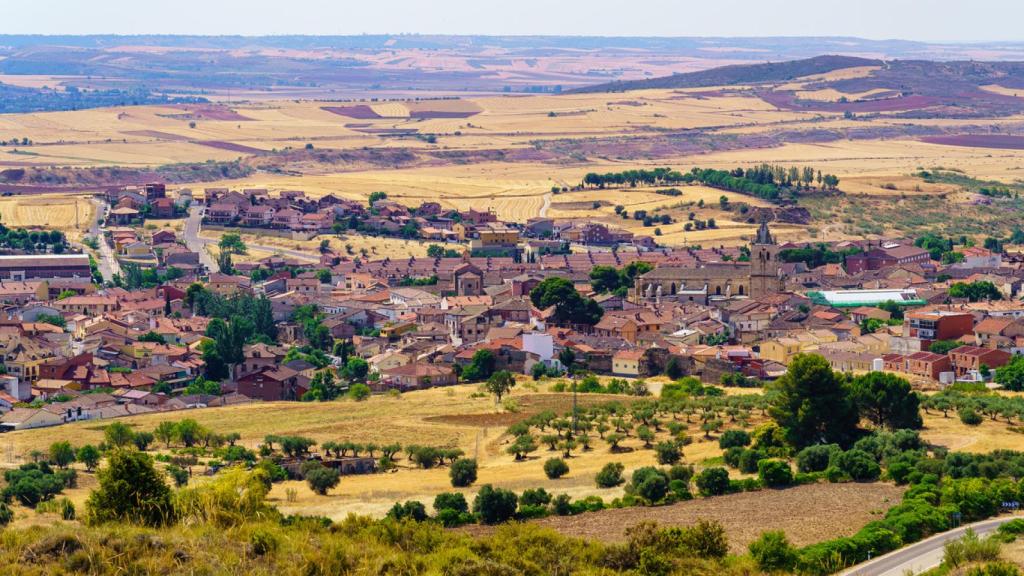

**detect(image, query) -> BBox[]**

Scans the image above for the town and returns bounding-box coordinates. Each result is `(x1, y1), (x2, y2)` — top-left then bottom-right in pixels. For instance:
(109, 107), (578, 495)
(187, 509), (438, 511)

(2, 181), (1021, 430)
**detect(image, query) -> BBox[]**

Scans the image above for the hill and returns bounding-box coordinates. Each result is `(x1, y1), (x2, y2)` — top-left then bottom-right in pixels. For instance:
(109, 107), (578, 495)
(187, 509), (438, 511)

(570, 55), (882, 92)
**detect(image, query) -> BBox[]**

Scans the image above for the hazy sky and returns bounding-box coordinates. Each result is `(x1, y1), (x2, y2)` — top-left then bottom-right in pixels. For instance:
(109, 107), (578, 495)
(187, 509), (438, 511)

(3, 0), (1022, 43)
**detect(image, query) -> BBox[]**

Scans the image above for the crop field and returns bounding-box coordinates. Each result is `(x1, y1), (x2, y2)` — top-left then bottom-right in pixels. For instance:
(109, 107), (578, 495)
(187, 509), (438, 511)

(0, 194), (94, 240)
(472, 482), (905, 553)
(199, 229), (437, 261)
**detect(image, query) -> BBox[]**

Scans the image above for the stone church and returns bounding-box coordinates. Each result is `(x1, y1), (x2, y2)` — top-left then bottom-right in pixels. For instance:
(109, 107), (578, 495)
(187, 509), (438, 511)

(634, 221), (784, 303)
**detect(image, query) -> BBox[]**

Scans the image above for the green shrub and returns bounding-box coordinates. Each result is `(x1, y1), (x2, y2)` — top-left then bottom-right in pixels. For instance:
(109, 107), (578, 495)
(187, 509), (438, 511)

(758, 459), (794, 488)
(696, 467), (729, 497)
(595, 462), (625, 488)
(723, 446), (745, 468)
(629, 467), (671, 504)
(387, 500), (427, 522)
(796, 444), (840, 473)
(833, 450), (881, 482)
(654, 441), (682, 465)
(738, 448), (768, 474)
(543, 458), (569, 479)
(304, 463), (340, 495)
(719, 429), (751, 449)
(473, 485), (518, 524)
(960, 408), (983, 426)
(449, 458), (478, 487)
(749, 530), (798, 572)
(0, 502), (11, 526)
(668, 464), (694, 483)
(85, 449), (174, 527)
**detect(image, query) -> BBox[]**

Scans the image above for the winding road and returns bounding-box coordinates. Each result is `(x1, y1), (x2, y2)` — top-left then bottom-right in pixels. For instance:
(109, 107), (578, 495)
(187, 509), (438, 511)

(840, 515), (1021, 576)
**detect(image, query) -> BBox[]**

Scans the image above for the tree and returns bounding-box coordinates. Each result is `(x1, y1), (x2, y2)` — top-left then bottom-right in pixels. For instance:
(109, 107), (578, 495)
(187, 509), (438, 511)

(949, 281), (1002, 302)
(348, 383), (371, 401)
(630, 466), (670, 503)
(749, 531), (798, 573)
(664, 356), (684, 380)
(485, 370), (516, 403)
(304, 463), (340, 495)
(719, 429), (751, 449)
(655, 441), (682, 465)
(104, 421), (135, 448)
(85, 450), (174, 527)
(218, 233), (247, 255)
(850, 372), (923, 430)
(315, 268), (332, 284)
(595, 462), (625, 488)
(154, 421), (177, 448)
(930, 340), (964, 355)
(367, 191), (388, 207)
(137, 331), (166, 344)
(48, 441), (75, 469)
(529, 277), (603, 326)
(462, 349), (496, 381)
(696, 467), (730, 496)
(473, 484), (518, 524)
(996, 356), (1024, 391)
(833, 449), (880, 481)
(76, 445), (101, 472)
(175, 419), (202, 448)
(506, 434), (538, 461)
(768, 354), (860, 448)
(757, 459), (794, 487)
(343, 357), (370, 382)
(543, 457), (569, 479)
(303, 370), (341, 402)
(449, 458), (478, 487)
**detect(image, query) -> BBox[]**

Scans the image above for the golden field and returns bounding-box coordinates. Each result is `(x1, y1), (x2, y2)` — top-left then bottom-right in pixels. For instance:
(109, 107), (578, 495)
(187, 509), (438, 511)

(1, 382), (1017, 522)
(0, 194), (95, 241)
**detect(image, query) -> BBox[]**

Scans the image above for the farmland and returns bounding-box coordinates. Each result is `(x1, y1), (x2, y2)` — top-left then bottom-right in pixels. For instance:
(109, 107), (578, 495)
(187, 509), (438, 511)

(0, 193), (94, 241)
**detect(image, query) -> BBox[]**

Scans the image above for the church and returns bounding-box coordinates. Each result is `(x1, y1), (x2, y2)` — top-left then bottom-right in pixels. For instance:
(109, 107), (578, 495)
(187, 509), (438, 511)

(633, 221), (785, 303)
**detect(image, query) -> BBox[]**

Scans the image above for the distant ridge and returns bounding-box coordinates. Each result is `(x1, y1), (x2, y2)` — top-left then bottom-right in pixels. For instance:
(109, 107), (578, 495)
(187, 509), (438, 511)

(570, 55), (884, 93)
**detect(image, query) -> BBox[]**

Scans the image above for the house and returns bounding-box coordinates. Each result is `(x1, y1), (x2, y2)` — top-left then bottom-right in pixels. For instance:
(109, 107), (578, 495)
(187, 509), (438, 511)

(151, 229), (177, 244)
(236, 366), (305, 401)
(974, 317), (1024, 350)
(612, 349), (643, 376)
(379, 363), (456, 390)
(904, 351), (952, 381)
(206, 202), (241, 224)
(108, 206), (141, 225)
(151, 197), (176, 218)
(948, 345), (1012, 377)
(243, 204), (276, 227)
(904, 310), (974, 347)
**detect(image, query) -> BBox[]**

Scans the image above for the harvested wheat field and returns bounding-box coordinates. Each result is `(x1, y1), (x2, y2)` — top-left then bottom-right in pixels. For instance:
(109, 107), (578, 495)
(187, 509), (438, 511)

(469, 482), (904, 553)
(0, 194), (94, 240)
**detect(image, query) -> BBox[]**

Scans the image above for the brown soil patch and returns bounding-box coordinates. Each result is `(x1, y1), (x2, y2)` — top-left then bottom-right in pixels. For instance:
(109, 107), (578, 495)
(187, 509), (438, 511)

(921, 134), (1024, 150)
(466, 482), (904, 553)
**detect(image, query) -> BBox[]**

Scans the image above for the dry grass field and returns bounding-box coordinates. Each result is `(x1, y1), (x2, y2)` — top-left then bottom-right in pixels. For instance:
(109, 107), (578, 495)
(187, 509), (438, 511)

(199, 228), (437, 261)
(0, 194), (94, 241)
(2, 382), (1016, 525)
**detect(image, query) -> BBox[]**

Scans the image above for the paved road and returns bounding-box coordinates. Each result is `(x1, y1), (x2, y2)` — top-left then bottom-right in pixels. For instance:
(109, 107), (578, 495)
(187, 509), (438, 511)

(840, 516), (1020, 576)
(88, 198), (120, 283)
(183, 205), (320, 269)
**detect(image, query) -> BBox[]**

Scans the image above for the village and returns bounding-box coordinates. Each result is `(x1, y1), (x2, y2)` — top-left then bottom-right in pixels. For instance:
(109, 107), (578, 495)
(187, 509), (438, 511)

(0, 182), (1021, 433)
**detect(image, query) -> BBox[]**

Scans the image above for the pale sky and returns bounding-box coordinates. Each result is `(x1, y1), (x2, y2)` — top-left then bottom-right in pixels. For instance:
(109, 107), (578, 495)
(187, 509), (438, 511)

(2, 0), (1021, 43)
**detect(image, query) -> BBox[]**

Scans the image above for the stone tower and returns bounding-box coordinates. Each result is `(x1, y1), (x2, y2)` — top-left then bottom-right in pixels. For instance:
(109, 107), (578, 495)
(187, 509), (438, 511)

(749, 220), (782, 298)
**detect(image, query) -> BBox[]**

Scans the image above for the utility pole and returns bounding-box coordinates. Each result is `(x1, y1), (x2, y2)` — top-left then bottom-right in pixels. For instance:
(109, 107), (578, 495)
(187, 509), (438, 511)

(570, 373), (578, 439)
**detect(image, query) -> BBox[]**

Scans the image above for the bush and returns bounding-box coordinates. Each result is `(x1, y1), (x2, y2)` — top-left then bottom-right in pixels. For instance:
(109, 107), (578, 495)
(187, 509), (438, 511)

(967, 563), (1022, 576)
(738, 448), (768, 474)
(833, 449), (881, 482)
(960, 408), (984, 426)
(595, 462), (625, 488)
(166, 464), (189, 488)
(473, 485), (518, 524)
(696, 467), (730, 497)
(630, 467), (670, 504)
(519, 488), (552, 508)
(758, 459), (794, 488)
(449, 458), (478, 487)
(304, 463), (340, 495)
(0, 502), (11, 526)
(668, 464), (695, 483)
(387, 500), (427, 522)
(749, 530), (798, 572)
(433, 492), (472, 527)
(85, 450), (174, 527)
(348, 383), (371, 401)
(719, 429), (751, 449)
(796, 444), (840, 473)
(543, 458), (569, 479)
(654, 441), (682, 465)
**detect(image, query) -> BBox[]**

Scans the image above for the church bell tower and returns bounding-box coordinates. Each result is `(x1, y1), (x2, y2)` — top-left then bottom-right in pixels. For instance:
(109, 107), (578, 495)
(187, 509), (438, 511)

(749, 220), (782, 298)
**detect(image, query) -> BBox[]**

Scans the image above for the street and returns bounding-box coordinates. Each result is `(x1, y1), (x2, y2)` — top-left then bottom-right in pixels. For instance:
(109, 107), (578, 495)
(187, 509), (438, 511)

(840, 516), (1020, 576)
